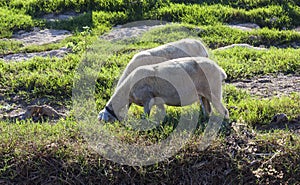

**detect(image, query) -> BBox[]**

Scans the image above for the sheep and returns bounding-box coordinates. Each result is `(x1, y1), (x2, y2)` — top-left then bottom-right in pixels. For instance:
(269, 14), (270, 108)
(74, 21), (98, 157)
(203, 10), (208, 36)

(99, 38), (213, 121)
(116, 38), (210, 87)
(98, 57), (229, 122)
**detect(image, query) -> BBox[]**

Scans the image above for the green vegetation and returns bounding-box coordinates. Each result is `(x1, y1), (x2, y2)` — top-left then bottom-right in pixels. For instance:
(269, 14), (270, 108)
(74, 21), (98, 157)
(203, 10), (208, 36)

(1, 0), (300, 38)
(199, 25), (300, 48)
(214, 47), (300, 80)
(148, 3), (300, 29)
(0, 0), (300, 184)
(224, 85), (300, 126)
(0, 7), (37, 38)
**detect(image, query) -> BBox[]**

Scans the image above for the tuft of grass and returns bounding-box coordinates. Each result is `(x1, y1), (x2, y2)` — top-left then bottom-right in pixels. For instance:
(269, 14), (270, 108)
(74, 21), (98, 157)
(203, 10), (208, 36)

(213, 47), (300, 80)
(0, 54), (80, 100)
(148, 3), (300, 29)
(198, 25), (300, 49)
(93, 10), (128, 29)
(45, 11), (93, 32)
(224, 85), (300, 126)
(0, 40), (24, 55)
(0, 7), (37, 38)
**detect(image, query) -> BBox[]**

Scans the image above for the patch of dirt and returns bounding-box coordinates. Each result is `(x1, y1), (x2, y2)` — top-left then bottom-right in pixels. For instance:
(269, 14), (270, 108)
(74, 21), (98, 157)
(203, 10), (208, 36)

(228, 23), (260, 31)
(0, 93), (69, 123)
(100, 20), (167, 41)
(0, 24), (72, 62)
(230, 73), (300, 98)
(215, 43), (267, 50)
(11, 27), (71, 46)
(3, 104), (66, 122)
(2, 47), (70, 62)
(42, 11), (81, 22)
(258, 115), (300, 132)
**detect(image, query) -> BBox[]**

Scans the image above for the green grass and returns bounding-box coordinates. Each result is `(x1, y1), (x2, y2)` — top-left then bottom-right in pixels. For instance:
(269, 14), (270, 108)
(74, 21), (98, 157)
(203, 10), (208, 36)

(0, 55), (79, 99)
(2, 23), (299, 111)
(214, 47), (300, 80)
(148, 3), (300, 29)
(1, 0), (300, 38)
(198, 25), (300, 48)
(224, 85), (300, 126)
(0, 118), (299, 184)
(0, 7), (37, 38)
(1, 1), (300, 184)
(7, 0), (91, 16)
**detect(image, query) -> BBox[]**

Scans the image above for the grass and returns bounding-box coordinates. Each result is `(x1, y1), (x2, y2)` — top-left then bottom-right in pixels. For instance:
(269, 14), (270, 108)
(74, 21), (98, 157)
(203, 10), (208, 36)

(224, 85), (300, 126)
(214, 47), (300, 80)
(147, 3), (300, 29)
(0, 119), (299, 184)
(1, 24), (299, 120)
(0, 55), (79, 99)
(0, 1), (300, 184)
(1, 0), (300, 38)
(0, 7), (37, 38)
(198, 25), (300, 48)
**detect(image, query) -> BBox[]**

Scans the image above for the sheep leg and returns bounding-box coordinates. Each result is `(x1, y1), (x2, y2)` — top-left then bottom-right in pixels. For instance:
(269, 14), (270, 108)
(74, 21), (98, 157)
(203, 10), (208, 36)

(200, 96), (211, 117)
(155, 104), (166, 121)
(143, 98), (166, 120)
(157, 104), (165, 114)
(143, 100), (152, 117)
(210, 95), (229, 119)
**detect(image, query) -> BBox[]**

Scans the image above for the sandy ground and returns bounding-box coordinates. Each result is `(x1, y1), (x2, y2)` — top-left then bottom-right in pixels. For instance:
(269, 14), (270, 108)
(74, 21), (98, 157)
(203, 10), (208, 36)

(2, 47), (70, 62)
(0, 28), (71, 62)
(12, 28), (71, 46)
(230, 74), (300, 98)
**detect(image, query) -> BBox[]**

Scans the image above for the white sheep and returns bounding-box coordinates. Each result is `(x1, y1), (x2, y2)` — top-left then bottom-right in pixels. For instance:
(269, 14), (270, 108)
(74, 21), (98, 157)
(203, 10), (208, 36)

(98, 57), (229, 122)
(116, 38), (210, 86)
(99, 38), (213, 121)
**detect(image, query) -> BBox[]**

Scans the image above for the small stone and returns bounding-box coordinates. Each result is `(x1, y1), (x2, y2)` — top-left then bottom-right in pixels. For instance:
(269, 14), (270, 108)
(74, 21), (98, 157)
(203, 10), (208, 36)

(258, 79), (272, 83)
(271, 113), (288, 124)
(241, 79), (252, 83)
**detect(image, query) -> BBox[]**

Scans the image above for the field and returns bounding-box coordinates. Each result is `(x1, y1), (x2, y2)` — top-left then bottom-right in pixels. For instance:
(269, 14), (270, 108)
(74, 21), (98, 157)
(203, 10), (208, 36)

(0, 0), (300, 184)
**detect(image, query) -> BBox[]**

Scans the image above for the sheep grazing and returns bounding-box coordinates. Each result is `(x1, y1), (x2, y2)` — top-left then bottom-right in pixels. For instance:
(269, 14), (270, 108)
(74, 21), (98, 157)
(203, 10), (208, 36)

(116, 38), (210, 86)
(99, 38), (213, 121)
(98, 57), (229, 122)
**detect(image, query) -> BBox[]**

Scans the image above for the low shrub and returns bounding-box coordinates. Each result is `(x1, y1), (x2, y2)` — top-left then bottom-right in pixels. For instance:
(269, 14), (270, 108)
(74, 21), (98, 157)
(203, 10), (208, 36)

(0, 7), (36, 38)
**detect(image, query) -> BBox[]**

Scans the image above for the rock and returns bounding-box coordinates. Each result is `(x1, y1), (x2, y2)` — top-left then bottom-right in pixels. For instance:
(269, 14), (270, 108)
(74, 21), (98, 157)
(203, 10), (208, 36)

(12, 28), (71, 46)
(241, 79), (252, 83)
(3, 105), (66, 122)
(228, 23), (260, 31)
(271, 113), (288, 124)
(2, 47), (71, 62)
(257, 79), (272, 83)
(100, 21), (167, 41)
(42, 12), (80, 22)
(215, 44), (267, 51)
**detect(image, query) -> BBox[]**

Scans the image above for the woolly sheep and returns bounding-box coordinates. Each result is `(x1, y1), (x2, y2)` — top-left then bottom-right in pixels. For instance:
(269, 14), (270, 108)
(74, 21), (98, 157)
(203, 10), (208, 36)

(98, 57), (229, 122)
(116, 38), (210, 86)
(99, 38), (213, 121)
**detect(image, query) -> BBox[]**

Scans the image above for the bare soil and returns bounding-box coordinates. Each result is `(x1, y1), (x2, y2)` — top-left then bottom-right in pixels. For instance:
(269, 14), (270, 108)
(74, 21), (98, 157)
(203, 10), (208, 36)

(0, 13), (74, 62)
(2, 47), (70, 62)
(12, 27), (71, 46)
(230, 73), (300, 98)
